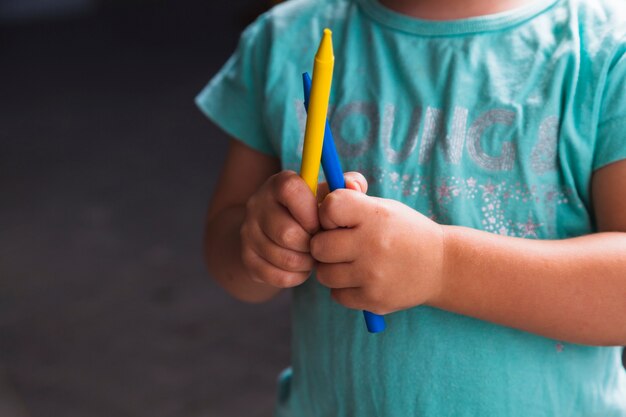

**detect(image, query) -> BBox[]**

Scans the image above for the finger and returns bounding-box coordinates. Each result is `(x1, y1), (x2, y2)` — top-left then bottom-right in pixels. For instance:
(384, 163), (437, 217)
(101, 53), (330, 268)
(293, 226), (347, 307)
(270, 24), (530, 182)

(319, 188), (369, 230)
(241, 245), (310, 288)
(343, 171), (368, 194)
(316, 181), (330, 204)
(317, 171), (368, 203)
(330, 287), (368, 311)
(252, 223), (315, 272)
(260, 203), (312, 252)
(310, 229), (359, 263)
(330, 287), (389, 314)
(315, 262), (361, 289)
(272, 171), (319, 234)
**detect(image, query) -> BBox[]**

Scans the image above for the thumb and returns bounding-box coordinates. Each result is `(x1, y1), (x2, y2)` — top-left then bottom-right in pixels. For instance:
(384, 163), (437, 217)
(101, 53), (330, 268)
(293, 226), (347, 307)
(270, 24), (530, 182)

(344, 171), (368, 194)
(317, 171), (368, 203)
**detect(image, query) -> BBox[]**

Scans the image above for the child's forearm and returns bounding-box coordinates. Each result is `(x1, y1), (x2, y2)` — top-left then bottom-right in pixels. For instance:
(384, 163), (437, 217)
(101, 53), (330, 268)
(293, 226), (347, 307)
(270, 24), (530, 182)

(205, 205), (282, 303)
(432, 227), (626, 345)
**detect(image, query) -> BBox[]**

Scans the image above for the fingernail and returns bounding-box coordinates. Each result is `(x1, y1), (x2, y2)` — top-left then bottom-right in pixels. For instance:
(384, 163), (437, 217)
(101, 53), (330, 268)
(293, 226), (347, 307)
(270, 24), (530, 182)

(347, 181), (362, 193)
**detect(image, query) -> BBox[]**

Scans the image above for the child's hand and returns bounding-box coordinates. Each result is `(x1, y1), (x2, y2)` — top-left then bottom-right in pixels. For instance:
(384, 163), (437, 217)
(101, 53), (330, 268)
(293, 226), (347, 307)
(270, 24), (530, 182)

(311, 182), (445, 315)
(240, 170), (319, 288)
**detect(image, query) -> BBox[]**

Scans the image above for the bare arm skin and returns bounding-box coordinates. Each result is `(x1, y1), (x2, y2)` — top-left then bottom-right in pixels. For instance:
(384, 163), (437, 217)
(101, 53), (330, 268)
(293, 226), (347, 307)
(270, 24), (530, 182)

(312, 160), (626, 345)
(205, 139), (283, 303)
(435, 160), (626, 346)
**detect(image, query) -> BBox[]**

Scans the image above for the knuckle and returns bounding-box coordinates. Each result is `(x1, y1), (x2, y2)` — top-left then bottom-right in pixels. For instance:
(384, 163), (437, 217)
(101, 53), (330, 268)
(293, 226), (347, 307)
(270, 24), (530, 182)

(278, 225), (302, 248)
(275, 170), (296, 183)
(271, 170), (290, 187)
(275, 172), (301, 201)
(377, 230), (394, 254)
(368, 267), (386, 284)
(372, 215), (393, 252)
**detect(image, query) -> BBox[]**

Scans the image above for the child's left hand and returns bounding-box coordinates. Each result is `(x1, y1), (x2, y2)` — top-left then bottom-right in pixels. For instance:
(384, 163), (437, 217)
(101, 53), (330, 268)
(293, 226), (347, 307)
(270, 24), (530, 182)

(311, 177), (445, 315)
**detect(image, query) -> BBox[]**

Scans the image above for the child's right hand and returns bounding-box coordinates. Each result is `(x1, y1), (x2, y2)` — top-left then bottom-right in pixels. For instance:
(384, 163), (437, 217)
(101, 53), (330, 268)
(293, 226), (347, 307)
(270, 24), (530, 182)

(240, 170), (320, 288)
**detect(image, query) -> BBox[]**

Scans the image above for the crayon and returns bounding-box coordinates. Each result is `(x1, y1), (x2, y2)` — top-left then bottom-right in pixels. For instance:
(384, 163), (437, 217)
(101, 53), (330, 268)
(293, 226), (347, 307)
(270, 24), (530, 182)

(300, 29), (334, 196)
(302, 72), (387, 334)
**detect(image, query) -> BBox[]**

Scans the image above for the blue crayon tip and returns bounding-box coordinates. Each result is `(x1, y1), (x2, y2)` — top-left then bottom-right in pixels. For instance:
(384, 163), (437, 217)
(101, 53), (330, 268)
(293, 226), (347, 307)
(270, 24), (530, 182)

(364, 311), (386, 333)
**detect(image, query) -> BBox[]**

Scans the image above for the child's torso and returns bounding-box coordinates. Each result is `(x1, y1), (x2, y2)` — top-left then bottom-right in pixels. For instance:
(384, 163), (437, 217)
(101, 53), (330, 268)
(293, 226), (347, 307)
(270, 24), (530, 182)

(255, 0), (626, 415)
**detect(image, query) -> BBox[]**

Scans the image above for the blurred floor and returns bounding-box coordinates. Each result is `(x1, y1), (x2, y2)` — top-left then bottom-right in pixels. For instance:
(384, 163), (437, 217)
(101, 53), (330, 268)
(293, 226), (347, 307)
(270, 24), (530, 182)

(0, 2), (291, 417)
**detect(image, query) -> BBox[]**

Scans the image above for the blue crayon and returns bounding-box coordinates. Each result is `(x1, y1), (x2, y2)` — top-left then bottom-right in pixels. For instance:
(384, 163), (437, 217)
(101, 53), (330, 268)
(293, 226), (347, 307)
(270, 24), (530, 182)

(302, 72), (387, 334)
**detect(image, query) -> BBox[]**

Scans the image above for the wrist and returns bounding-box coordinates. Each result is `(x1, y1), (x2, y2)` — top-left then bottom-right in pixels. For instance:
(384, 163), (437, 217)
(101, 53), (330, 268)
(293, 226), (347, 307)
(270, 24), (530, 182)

(427, 224), (456, 309)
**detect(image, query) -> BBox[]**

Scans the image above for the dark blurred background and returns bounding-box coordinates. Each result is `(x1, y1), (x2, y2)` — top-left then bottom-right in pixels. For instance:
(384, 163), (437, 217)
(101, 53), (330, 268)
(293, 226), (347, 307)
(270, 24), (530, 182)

(0, 1), (291, 416)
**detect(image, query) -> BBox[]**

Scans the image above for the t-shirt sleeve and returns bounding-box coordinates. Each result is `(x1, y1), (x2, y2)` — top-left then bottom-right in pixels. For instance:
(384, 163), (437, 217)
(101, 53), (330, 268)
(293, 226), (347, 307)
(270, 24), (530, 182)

(593, 42), (626, 171)
(195, 15), (276, 156)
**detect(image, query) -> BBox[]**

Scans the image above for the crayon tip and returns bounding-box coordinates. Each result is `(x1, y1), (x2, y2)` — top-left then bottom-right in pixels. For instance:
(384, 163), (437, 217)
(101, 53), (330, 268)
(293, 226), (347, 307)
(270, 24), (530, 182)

(315, 28), (334, 63)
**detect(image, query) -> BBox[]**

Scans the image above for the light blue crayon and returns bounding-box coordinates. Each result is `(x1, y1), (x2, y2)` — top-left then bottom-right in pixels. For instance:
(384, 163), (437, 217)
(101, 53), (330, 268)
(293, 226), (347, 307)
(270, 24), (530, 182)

(303, 72), (387, 334)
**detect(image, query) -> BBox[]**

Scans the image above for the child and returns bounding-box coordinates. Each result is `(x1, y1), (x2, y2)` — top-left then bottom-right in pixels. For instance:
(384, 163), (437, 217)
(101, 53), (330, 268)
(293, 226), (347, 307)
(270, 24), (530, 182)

(197, 0), (626, 415)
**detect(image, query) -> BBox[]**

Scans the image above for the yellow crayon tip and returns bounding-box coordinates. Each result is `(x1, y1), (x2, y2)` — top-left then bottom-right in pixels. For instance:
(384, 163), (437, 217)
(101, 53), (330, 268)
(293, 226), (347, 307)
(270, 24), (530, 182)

(315, 28), (334, 63)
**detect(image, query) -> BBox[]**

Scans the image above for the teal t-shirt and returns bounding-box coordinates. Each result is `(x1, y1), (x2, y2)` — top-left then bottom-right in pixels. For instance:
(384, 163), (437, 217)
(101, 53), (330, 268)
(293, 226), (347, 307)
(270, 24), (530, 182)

(197, 0), (626, 415)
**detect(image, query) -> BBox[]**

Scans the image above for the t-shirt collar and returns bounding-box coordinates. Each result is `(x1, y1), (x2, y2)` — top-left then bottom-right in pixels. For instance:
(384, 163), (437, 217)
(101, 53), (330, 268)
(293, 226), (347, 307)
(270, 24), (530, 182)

(356, 0), (561, 36)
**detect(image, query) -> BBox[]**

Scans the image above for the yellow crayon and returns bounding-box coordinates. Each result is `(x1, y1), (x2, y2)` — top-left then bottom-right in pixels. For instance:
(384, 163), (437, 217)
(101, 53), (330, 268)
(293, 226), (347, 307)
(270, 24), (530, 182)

(300, 28), (334, 196)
